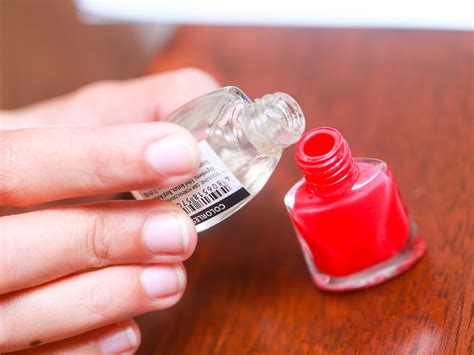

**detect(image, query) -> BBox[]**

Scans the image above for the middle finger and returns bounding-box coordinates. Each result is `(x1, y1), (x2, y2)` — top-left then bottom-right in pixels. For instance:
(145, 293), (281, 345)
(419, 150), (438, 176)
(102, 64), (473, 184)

(0, 122), (199, 207)
(0, 200), (197, 295)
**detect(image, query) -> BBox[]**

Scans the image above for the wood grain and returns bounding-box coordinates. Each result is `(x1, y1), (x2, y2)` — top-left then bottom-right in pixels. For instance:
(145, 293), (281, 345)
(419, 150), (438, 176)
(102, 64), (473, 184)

(141, 26), (473, 354)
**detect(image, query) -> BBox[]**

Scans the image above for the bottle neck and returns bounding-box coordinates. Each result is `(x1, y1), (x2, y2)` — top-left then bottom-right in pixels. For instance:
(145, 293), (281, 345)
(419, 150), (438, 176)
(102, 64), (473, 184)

(238, 93), (305, 155)
(296, 127), (359, 197)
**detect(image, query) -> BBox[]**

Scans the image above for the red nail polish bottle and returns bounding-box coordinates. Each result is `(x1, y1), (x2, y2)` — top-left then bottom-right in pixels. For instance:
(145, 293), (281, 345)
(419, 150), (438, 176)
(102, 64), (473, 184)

(284, 128), (426, 291)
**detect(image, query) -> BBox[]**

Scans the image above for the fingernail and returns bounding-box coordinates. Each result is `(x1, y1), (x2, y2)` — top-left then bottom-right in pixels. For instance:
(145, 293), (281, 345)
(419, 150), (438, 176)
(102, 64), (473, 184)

(142, 213), (190, 255)
(141, 265), (185, 299)
(145, 134), (198, 176)
(98, 324), (138, 355)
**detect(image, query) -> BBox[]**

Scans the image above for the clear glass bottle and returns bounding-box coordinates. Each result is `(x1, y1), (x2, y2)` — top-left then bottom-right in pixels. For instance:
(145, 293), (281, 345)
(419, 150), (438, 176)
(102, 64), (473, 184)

(133, 86), (305, 232)
(285, 127), (426, 291)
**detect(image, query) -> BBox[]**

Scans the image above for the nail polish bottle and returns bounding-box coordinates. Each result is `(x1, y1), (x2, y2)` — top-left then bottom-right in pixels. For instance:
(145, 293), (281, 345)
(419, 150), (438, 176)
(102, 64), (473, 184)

(133, 87), (305, 232)
(284, 128), (426, 291)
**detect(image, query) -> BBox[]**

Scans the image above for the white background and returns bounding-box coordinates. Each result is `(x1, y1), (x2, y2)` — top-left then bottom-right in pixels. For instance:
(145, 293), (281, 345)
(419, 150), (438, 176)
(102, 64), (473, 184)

(76, 0), (473, 30)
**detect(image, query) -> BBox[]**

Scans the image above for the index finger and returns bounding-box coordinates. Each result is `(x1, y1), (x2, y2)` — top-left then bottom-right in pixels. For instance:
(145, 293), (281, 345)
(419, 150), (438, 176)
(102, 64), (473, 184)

(0, 122), (199, 207)
(2, 68), (219, 129)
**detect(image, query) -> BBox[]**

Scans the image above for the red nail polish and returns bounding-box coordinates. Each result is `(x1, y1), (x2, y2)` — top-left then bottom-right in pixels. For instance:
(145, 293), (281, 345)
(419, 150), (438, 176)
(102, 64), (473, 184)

(284, 128), (426, 291)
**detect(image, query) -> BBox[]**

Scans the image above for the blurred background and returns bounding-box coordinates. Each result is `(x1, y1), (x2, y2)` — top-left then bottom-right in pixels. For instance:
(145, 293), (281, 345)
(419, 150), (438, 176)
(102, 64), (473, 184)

(0, 0), (472, 109)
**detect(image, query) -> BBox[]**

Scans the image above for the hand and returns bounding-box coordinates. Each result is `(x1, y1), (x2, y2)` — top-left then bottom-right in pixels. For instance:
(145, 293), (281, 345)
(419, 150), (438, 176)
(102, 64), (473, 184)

(0, 68), (218, 354)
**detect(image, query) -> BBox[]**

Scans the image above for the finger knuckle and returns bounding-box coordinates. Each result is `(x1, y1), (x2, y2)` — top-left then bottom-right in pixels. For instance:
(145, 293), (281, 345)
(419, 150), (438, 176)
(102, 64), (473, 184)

(72, 80), (118, 105)
(176, 67), (218, 87)
(68, 80), (119, 122)
(0, 131), (27, 206)
(87, 282), (117, 323)
(84, 212), (114, 268)
(86, 272), (140, 324)
(87, 142), (116, 189)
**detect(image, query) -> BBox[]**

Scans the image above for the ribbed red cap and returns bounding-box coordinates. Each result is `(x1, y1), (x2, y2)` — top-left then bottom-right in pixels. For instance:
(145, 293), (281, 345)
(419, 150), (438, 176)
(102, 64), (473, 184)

(295, 127), (359, 197)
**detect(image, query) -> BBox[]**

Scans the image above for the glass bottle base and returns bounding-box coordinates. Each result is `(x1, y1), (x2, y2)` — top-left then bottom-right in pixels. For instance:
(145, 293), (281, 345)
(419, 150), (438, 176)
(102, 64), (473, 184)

(296, 218), (427, 292)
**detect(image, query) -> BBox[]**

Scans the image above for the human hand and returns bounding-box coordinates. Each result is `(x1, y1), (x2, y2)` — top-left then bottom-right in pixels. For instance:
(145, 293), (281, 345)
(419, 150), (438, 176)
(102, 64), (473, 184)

(0, 68), (218, 354)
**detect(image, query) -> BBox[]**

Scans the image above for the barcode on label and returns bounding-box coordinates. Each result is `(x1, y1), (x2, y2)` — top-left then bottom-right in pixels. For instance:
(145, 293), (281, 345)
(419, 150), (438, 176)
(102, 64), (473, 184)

(132, 140), (251, 229)
(177, 179), (232, 214)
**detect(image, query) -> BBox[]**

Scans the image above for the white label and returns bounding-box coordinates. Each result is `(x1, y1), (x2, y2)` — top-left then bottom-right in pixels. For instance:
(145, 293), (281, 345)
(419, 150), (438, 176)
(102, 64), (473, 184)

(134, 140), (250, 226)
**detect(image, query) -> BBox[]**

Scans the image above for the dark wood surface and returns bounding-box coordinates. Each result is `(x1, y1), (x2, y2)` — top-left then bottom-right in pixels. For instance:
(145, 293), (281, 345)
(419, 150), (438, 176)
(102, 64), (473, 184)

(141, 26), (473, 354)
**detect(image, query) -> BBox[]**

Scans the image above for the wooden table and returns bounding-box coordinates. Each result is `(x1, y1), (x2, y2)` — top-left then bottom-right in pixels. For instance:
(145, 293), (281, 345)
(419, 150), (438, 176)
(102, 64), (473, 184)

(138, 26), (473, 354)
